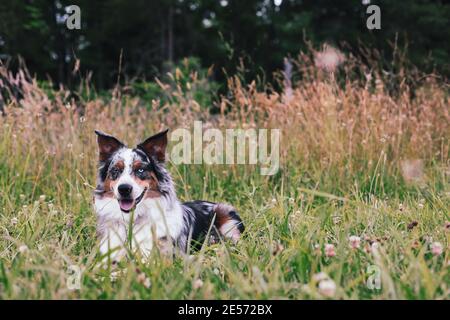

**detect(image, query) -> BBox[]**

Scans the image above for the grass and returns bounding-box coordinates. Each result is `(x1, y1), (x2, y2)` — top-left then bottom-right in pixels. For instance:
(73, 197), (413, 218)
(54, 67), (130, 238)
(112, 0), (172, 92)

(0, 49), (448, 299)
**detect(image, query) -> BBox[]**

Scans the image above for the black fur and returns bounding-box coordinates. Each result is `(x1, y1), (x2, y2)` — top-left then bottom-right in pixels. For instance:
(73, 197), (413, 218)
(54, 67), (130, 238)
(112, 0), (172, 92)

(180, 200), (245, 251)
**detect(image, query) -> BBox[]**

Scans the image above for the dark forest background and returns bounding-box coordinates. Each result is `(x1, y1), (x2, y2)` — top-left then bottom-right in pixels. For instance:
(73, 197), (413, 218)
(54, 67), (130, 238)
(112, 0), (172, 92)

(0, 0), (449, 90)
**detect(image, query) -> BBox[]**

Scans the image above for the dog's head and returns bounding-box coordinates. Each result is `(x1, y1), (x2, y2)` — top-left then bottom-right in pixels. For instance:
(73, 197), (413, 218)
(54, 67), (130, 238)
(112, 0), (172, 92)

(94, 129), (168, 213)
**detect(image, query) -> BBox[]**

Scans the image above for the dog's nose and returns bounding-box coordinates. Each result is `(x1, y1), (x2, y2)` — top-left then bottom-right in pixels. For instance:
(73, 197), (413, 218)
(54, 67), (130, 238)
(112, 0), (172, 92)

(118, 184), (133, 197)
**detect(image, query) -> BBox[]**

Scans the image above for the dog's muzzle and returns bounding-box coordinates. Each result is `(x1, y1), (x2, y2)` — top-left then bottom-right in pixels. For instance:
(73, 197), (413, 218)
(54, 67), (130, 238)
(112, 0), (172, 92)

(118, 187), (147, 213)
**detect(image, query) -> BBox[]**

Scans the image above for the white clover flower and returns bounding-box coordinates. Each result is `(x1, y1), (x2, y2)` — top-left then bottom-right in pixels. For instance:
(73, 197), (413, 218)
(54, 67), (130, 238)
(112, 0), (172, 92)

(324, 244), (336, 257)
(430, 242), (443, 256)
(312, 272), (328, 283)
(193, 279), (204, 289)
(349, 235), (361, 249)
(318, 279), (336, 298)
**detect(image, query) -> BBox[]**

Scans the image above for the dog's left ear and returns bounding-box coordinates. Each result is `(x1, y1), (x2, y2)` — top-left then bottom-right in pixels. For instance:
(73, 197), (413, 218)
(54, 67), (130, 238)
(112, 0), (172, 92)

(137, 129), (169, 162)
(95, 130), (125, 162)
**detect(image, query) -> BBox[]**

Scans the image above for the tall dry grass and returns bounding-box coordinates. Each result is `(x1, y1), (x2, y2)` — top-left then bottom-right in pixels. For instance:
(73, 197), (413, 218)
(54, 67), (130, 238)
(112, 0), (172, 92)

(0, 47), (448, 198)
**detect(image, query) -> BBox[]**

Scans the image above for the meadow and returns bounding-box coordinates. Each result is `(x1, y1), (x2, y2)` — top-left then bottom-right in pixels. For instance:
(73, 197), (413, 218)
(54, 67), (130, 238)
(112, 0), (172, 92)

(0, 48), (448, 299)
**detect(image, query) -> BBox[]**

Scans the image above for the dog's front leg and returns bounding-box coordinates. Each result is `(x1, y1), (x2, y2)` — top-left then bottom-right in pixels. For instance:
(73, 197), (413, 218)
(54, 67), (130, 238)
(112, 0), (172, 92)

(98, 220), (128, 265)
(131, 222), (153, 260)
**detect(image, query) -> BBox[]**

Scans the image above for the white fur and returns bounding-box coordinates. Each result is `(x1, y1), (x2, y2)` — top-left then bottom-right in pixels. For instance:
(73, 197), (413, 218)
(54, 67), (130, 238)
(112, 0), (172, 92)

(95, 194), (184, 262)
(219, 220), (241, 243)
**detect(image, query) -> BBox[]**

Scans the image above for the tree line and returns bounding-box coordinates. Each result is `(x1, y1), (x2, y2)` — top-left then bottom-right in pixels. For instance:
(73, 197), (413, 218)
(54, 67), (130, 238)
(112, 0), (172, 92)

(0, 0), (448, 89)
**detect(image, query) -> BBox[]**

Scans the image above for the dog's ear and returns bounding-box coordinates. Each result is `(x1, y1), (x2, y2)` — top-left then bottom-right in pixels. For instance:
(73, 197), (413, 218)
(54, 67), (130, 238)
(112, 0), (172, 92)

(95, 130), (124, 162)
(137, 129), (169, 162)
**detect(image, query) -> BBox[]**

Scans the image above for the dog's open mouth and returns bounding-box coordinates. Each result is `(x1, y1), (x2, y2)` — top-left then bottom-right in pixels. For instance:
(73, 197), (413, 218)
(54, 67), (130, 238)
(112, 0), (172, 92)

(119, 199), (135, 212)
(118, 188), (147, 213)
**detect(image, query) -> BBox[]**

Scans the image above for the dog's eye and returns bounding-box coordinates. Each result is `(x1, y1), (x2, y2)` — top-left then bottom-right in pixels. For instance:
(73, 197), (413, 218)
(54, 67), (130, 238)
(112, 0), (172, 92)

(135, 168), (147, 179)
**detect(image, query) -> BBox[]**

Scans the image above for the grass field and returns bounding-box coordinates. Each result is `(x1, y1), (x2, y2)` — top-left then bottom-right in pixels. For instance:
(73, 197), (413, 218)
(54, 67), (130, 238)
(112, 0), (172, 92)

(0, 52), (448, 299)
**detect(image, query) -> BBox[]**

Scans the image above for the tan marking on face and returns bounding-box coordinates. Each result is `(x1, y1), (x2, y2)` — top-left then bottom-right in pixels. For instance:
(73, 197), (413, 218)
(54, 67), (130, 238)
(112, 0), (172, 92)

(214, 203), (235, 228)
(103, 178), (118, 193)
(144, 171), (161, 199)
(132, 160), (142, 171)
(115, 160), (125, 170)
(133, 176), (150, 190)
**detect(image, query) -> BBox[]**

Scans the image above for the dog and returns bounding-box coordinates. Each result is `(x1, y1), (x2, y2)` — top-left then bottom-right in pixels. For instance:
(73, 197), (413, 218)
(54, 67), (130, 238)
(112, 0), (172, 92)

(93, 129), (244, 263)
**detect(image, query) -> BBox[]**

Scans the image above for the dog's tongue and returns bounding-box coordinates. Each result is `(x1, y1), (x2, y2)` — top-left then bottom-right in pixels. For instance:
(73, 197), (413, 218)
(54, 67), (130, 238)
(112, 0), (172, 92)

(119, 199), (134, 212)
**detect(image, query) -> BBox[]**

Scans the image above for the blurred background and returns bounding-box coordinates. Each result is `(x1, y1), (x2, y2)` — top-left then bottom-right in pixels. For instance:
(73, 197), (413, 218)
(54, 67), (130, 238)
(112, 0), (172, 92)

(0, 0), (449, 90)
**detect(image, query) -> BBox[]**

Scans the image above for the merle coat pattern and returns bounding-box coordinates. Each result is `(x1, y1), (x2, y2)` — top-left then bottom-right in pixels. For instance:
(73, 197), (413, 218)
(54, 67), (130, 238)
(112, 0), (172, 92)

(93, 129), (244, 262)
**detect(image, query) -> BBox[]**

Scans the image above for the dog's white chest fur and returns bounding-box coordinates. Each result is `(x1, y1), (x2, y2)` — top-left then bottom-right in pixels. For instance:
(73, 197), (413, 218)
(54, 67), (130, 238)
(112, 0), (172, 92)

(95, 195), (184, 261)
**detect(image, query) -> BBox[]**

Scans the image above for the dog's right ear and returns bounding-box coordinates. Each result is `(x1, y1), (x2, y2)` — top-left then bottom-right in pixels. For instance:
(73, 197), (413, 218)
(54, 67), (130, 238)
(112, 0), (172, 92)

(95, 130), (124, 162)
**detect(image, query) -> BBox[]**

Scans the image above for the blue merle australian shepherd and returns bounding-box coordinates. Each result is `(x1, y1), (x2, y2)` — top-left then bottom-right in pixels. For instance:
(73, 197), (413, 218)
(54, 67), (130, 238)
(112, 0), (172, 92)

(93, 129), (244, 262)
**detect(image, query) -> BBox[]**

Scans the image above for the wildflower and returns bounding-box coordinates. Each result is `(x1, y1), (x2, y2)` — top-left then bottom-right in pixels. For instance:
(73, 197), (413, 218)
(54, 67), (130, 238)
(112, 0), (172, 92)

(314, 44), (345, 73)
(137, 272), (151, 288)
(11, 217), (18, 225)
(193, 279), (204, 290)
(18, 245), (28, 253)
(312, 272), (328, 283)
(349, 236), (361, 249)
(318, 279), (336, 298)
(324, 244), (336, 257)
(430, 242), (443, 256)
(407, 221), (418, 231)
(418, 199), (425, 209)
